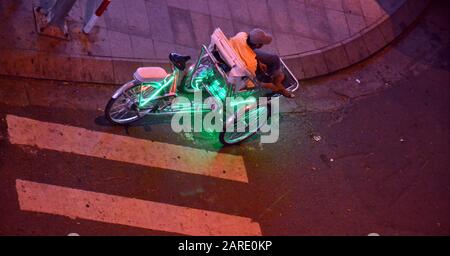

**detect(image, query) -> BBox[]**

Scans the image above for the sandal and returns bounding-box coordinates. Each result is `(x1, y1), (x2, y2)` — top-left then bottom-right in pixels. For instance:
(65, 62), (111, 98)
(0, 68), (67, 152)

(279, 89), (295, 98)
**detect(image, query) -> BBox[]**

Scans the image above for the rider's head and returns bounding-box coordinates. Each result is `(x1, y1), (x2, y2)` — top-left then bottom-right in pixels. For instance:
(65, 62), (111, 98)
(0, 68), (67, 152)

(248, 28), (273, 49)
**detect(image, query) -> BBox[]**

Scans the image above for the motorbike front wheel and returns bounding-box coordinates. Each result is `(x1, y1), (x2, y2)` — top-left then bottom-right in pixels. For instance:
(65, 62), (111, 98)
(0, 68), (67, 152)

(219, 102), (272, 146)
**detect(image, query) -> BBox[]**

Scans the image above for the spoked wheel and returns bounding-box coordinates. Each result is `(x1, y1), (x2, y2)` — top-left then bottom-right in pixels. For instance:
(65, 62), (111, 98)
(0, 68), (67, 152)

(105, 81), (163, 125)
(219, 102), (272, 146)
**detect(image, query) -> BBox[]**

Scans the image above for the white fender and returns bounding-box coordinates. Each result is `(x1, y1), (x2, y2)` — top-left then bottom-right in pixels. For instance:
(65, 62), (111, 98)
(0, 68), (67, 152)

(112, 80), (138, 99)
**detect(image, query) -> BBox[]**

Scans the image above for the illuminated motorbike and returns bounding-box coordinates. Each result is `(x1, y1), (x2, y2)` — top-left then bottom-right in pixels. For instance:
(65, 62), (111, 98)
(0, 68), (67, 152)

(105, 29), (299, 145)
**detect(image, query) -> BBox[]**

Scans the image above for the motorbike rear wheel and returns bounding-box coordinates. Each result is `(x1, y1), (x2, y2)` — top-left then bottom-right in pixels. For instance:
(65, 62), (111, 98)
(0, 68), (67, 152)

(105, 80), (160, 125)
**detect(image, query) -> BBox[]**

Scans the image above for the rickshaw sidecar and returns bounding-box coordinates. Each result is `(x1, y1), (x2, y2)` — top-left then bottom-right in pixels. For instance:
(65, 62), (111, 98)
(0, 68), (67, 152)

(206, 28), (300, 96)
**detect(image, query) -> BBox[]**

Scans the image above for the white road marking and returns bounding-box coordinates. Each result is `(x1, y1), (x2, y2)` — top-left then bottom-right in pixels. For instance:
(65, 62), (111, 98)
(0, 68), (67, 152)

(16, 179), (262, 236)
(6, 115), (248, 183)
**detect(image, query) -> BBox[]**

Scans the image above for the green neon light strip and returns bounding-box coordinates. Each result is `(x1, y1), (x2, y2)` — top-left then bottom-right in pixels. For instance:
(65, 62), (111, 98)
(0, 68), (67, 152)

(171, 105), (212, 110)
(230, 98), (257, 107)
(191, 68), (212, 91)
(192, 77), (202, 90)
(191, 67), (228, 101)
(208, 79), (227, 101)
(138, 76), (175, 108)
(169, 110), (210, 114)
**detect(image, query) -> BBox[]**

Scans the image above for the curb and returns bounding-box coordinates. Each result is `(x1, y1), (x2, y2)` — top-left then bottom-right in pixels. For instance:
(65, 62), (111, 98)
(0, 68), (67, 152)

(0, 48), (172, 85)
(284, 0), (431, 79)
(0, 0), (430, 85)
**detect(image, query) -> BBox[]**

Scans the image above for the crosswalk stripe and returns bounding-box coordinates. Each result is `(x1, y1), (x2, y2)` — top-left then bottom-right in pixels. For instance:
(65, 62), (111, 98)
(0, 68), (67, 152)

(16, 179), (262, 236)
(6, 115), (248, 183)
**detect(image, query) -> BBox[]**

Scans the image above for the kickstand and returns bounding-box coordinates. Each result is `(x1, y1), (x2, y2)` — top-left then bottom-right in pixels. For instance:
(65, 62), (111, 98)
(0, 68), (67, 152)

(123, 125), (131, 136)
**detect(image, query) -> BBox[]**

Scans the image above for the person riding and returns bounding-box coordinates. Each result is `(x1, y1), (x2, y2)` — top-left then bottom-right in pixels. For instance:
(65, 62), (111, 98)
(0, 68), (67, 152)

(229, 28), (295, 98)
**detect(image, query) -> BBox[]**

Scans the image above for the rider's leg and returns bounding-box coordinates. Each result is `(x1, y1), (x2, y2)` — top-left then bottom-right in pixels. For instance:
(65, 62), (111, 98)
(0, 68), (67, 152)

(273, 72), (294, 98)
(260, 73), (294, 98)
(255, 50), (295, 98)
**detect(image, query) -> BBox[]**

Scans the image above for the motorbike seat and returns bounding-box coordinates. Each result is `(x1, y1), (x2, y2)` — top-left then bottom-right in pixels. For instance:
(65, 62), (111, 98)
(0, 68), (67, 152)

(134, 67), (168, 83)
(169, 53), (191, 71)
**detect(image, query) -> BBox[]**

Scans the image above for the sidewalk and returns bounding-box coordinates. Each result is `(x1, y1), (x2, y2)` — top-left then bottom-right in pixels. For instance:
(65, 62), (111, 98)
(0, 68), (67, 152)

(0, 0), (429, 84)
